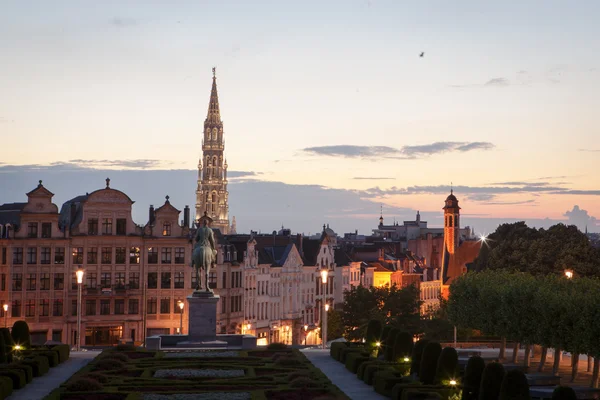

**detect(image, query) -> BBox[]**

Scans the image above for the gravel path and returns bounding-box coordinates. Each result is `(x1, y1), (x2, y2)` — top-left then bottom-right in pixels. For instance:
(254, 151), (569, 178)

(164, 351), (239, 358)
(154, 369), (245, 378)
(143, 394), (251, 400)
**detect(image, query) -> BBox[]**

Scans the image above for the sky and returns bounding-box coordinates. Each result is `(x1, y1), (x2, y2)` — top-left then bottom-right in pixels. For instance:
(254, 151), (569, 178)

(1, 0), (599, 235)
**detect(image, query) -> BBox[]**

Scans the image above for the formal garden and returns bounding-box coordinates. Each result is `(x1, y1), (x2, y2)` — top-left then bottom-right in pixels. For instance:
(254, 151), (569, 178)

(0, 320), (71, 399)
(43, 343), (349, 400)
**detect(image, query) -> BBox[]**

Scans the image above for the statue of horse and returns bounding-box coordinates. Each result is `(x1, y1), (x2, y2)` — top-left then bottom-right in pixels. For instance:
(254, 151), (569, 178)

(191, 219), (217, 292)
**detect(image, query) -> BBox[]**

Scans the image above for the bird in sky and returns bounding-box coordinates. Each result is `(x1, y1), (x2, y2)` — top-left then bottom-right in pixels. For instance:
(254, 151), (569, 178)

(420, 52), (425, 57)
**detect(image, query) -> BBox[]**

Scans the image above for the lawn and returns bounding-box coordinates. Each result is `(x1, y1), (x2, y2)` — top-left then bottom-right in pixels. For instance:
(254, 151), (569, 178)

(44, 344), (349, 400)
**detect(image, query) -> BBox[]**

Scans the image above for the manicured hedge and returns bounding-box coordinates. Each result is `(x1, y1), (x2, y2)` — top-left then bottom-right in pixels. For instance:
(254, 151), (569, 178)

(51, 344), (70, 363)
(0, 376), (13, 400)
(11, 321), (31, 349)
(418, 342), (442, 385)
(435, 346), (458, 384)
(479, 362), (505, 400)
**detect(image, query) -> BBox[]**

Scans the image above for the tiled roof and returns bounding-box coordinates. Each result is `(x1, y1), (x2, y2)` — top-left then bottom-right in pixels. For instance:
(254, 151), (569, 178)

(301, 238), (321, 266)
(443, 240), (481, 284)
(58, 195), (89, 231)
(334, 248), (353, 266)
(0, 203), (27, 226)
(258, 244), (295, 267)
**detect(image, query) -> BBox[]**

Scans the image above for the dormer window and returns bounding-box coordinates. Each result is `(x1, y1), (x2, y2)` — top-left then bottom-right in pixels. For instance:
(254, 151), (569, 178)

(162, 222), (171, 236)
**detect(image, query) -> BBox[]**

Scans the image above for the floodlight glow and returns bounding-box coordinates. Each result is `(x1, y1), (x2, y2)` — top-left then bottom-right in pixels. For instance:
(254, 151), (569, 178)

(320, 269), (328, 284)
(76, 268), (84, 284)
(375, 342), (381, 347)
(403, 357), (410, 362)
(449, 379), (457, 386)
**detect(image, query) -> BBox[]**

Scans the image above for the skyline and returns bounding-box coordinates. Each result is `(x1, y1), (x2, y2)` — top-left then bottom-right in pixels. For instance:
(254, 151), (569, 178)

(1, 1), (599, 233)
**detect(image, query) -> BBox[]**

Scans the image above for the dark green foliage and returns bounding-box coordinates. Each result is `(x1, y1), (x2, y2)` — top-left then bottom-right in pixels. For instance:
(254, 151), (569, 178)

(552, 386), (578, 400)
(114, 343), (136, 351)
(20, 357), (48, 377)
(0, 333), (6, 364)
(7, 363), (32, 383)
(0, 369), (26, 389)
(66, 377), (104, 392)
(410, 339), (429, 376)
(330, 341), (348, 360)
(266, 342), (288, 350)
(327, 309), (344, 341)
(357, 360), (382, 381)
(373, 369), (409, 397)
(101, 352), (129, 362)
(418, 342), (442, 385)
(392, 331), (413, 363)
(0, 329), (14, 348)
(461, 356), (485, 400)
(51, 344), (70, 363)
(384, 328), (400, 361)
(479, 362), (505, 400)
(435, 347), (459, 384)
(339, 347), (365, 364)
(379, 325), (392, 354)
(32, 350), (59, 367)
(10, 321), (31, 349)
(94, 358), (126, 371)
(290, 376), (320, 388)
(0, 375), (13, 399)
(83, 373), (110, 384)
(500, 369), (530, 400)
(345, 352), (371, 373)
(366, 319), (383, 347)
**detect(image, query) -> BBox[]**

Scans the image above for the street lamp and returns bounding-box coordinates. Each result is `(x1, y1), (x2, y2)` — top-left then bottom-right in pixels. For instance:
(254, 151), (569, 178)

(76, 268), (84, 352)
(177, 300), (184, 334)
(320, 268), (328, 349)
(304, 324), (308, 345)
(323, 303), (329, 349)
(3, 304), (8, 328)
(565, 269), (573, 279)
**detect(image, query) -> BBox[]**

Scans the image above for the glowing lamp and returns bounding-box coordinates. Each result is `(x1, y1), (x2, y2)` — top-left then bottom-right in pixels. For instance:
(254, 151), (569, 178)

(449, 379), (457, 386)
(304, 325), (308, 331)
(320, 269), (328, 284)
(178, 301), (184, 310)
(14, 345), (21, 351)
(2, 304), (7, 312)
(76, 268), (84, 284)
(565, 270), (573, 279)
(375, 341), (381, 347)
(324, 303), (330, 312)
(403, 357), (410, 362)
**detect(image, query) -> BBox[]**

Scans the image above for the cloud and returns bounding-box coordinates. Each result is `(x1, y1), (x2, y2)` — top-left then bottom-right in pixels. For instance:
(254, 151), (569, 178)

(359, 184), (568, 197)
(0, 160), (174, 172)
(485, 199), (537, 206)
(302, 141), (494, 159)
(563, 205), (598, 231)
(228, 171), (263, 178)
(485, 78), (510, 87)
(578, 149), (600, 152)
(353, 177), (395, 180)
(111, 17), (137, 27)
(466, 193), (497, 202)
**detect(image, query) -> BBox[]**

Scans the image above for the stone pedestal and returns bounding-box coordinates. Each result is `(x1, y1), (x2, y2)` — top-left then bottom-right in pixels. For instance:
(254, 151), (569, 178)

(187, 291), (219, 341)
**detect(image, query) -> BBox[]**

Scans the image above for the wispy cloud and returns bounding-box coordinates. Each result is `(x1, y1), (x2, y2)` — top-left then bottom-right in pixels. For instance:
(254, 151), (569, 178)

(111, 17), (137, 27)
(302, 141), (494, 159)
(353, 177), (395, 180)
(578, 149), (600, 152)
(0, 159), (174, 172)
(451, 77), (509, 88)
(228, 171), (263, 178)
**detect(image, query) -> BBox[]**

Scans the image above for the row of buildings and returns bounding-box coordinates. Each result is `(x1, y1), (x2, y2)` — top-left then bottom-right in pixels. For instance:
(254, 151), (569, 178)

(0, 70), (480, 347)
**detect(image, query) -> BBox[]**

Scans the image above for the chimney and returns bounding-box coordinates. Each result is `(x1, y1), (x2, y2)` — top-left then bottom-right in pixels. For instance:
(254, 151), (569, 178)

(183, 206), (190, 228)
(69, 203), (77, 233)
(297, 233), (303, 257)
(149, 205), (155, 226)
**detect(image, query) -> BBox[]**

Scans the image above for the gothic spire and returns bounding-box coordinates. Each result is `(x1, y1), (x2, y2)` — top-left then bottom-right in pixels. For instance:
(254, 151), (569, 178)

(206, 67), (221, 125)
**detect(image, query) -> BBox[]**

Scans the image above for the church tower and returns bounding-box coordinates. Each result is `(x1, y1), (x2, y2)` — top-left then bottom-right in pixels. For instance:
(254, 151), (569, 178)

(195, 68), (229, 233)
(443, 189), (461, 254)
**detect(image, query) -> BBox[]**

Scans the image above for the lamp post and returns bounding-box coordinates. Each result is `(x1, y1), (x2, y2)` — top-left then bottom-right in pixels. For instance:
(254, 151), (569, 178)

(285, 325), (290, 345)
(320, 268), (328, 349)
(177, 300), (184, 334)
(565, 269), (574, 279)
(304, 324), (308, 345)
(76, 268), (84, 352)
(3, 304), (8, 328)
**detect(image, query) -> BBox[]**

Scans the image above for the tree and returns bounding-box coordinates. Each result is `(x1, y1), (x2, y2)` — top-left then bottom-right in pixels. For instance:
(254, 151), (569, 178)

(341, 285), (385, 341)
(11, 320), (31, 349)
(326, 309), (344, 341)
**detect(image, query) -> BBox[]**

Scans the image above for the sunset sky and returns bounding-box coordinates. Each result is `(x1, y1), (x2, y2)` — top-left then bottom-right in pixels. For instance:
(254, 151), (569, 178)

(1, 0), (599, 234)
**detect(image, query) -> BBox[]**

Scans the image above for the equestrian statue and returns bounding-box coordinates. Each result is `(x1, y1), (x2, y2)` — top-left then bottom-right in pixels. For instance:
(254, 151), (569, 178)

(191, 215), (217, 292)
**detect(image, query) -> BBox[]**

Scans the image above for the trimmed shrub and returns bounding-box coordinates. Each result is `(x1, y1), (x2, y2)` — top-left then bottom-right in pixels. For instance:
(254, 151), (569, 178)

(393, 331), (413, 363)
(32, 350), (59, 367)
(358, 360), (382, 381)
(7, 363), (33, 383)
(461, 356), (485, 400)
(366, 319), (383, 349)
(20, 356), (50, 377)
(410, 339), (430, 376)
(435, 347), (459, 384)
(290, 377), (320, 389)
(345, 352), (371, 373)
(84, 372), (111, 384)
(0, 333), (6, 364)
(101, 352), (129, 362)
(267, 342), (288, 350)
(500, 369), (531, 400)
(552, 386), (578, 400)
(0, 328), (14, 363)
(379, 326), (392, 354)
(385, 328), (400, 361)
(339, 347), (365, 364)
(418, 341), (442, 385)
(364, 363), (391, 385)
(0, 375), (13, 399)
(114, 343), (136, 352)
(287, 370), (311, 381)
(275, 356), (297, 366)
(94, 358), (126, 371)
(11, 321), (31, 349)
(51, 344), (70, 363)
(0, 369), (26, 389)
(330, 341), (348, 360)
(66, 377), (104, 392)
(479, 362), (505, 400)
(373, 369), (411, 397)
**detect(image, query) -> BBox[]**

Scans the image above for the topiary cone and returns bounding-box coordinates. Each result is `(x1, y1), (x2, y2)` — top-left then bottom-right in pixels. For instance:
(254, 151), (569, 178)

(11, 320), (31, 349)
(435, 346), (459, 384)
(461, 356), (485, 400)
(410, 339), (430, 376)
(499, 369), (530, 400)
(419, 341), (442, 385)
(479, 362), (505, 400)
(551, 386), (578, 400)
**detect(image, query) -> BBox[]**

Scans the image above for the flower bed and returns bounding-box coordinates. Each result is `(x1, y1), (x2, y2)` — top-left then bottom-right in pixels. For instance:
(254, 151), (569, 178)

(44, 346), (349, 400)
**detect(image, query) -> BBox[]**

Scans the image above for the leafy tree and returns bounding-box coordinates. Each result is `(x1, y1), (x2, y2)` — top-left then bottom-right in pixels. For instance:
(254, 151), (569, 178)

(326, 309), (344, 341)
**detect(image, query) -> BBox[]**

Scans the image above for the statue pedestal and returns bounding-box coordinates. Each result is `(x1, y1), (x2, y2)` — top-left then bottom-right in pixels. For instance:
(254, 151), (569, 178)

(176, 291), (227, 347)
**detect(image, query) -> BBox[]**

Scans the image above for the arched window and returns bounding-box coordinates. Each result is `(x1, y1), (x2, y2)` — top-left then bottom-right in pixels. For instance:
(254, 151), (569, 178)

(212, 192), (217, 203)
(162, 222), (171, 236)
(207, 130), (211, 141)
(212, 128), (218, 141)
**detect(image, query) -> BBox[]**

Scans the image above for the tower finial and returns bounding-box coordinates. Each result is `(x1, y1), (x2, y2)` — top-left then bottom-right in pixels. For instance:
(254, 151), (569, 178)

(451, 181), (453, 194)
(106, 177), (110, 188)
(212, 66), (216, 78)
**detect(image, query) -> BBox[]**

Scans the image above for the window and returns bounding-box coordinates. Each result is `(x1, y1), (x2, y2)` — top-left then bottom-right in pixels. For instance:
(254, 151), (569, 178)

(88, 218), (98, 235)
(222, 271), (227, 288)
(13, 248), (23, 264)
(71, 272), (77, 290)
(86, 273), (97, 289)
(221, 297), (226, 313)
(54, 247), (64, 264)
(11, 300), (21, 317)
(160, 298), (170, 314)
(102, 218), (112, 235)
(54, 273), (64, 290)
(116, 218), (126, 235)
(53, 299), (63, 316)
(162, 222), (171, 236)
(191, 274), (198, 289)
(85, 300), (96, 315)
(27, 273), (36, 291)
(100, 300), (110, 315)
(129, 247), (140, 264)
(148, 248), (158, 264)
(101, 247), (112, 264)
(87, 247), (97, 264)
(41, 222), (51, 238)
(100, 273), (111, 288)
(115, 247), (126, 264)
(1, 274), (4, 291)
(40, 299), (49, 316)
(129, 272), (140, 289)
(174, 272), (184, 289)
(115, 299), (125, 315)
(27, 222), (38, 238)
(72, 247), (83, 264)
(175, 247), (185, 264)
(71, 299), (77, 316)
(40, 273), (50, 290)
(147, 298), (157, 314)
(231, 295), (242, 313)
(161, 272), (171, 289)
(147, 272), (157, 289)
(27, 247), (37, 264)
(161, 248), (171, 264)
(115, 272), (125, 287)
(41, 247), (51, 264)
(208, 272), (217, 289)
(128, 299), (139, 314)
(26, 300), (35, 317)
